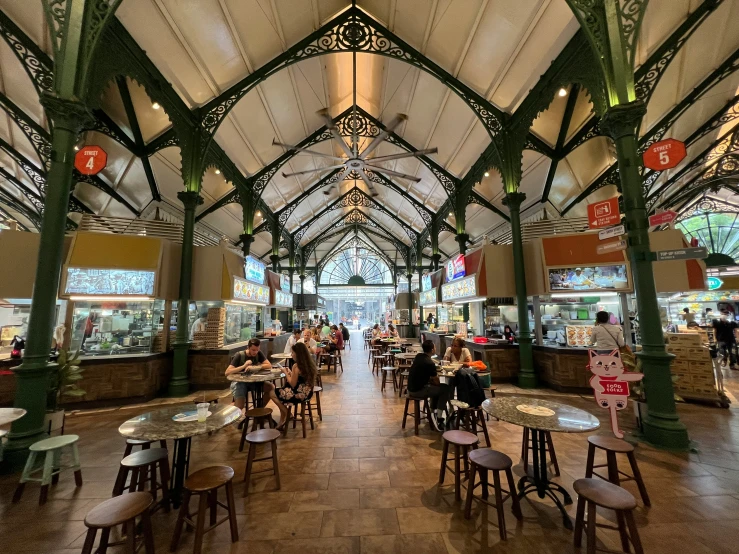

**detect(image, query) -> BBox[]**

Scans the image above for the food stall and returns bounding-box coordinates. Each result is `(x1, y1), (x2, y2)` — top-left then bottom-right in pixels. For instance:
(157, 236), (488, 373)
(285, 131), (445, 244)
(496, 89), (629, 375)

(267, 271), (293, 332)
(188, 250), (289, 388)
(387, 292), (418, 338)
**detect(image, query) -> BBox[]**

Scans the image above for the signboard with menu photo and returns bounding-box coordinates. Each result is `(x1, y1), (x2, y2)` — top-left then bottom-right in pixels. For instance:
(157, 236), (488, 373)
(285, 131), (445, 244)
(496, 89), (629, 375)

(419, 288), (438, 306)
(274, 289), (293, 307)
(65, 267), (155, 296)
(280, 274), (291, 292)
(244, 256), (266, 285)
(446, 255), (466, 282)
(441, 274), (477, 301)
(421, 273), (432, 292)
(233, 276), (270, 305)
(548, 265), (629, 292)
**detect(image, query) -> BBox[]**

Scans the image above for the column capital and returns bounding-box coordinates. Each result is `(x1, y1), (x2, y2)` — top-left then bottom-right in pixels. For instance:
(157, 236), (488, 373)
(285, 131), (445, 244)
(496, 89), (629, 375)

(39, 94), (94, 132)
(455, 233), (469, 254)
(431, 253), (441, 261)
(502, 192), (526, 211)
(600, 101), (647, 141)
(177, 190), (203, 210)
(240, 233), (255, 258)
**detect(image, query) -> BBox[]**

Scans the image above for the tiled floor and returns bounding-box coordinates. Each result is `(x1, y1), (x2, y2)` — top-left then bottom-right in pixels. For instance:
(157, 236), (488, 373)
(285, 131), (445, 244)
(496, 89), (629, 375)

(2, 333), (739, 553)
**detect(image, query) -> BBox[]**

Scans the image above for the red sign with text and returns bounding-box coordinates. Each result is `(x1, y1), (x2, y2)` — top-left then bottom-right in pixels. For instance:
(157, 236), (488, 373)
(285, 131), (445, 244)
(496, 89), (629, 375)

(74, 145), (107, 175)
(648, 210), (677, 227)
(643, 139), (686, 171)
(587, 197), (621, 229)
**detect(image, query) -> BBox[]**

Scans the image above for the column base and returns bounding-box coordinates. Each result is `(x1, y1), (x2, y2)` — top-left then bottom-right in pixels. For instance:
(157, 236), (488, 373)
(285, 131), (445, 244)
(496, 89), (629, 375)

(516, 336), (538, 389)
(168, 342), (192, 397)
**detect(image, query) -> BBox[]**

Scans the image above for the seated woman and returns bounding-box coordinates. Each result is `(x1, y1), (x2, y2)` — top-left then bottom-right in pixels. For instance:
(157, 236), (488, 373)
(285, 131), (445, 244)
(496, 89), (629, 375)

(370, 323), (382, 345)
(387, 324), (399, 338)
(262, 342), (317, 429)
(443, 337), (472, 366)
(311, 325), (322, 341)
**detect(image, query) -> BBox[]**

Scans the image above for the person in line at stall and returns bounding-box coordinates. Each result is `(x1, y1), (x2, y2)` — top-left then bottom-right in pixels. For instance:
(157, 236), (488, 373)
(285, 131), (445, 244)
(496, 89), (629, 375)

(713, 311), (738, 370)
(590, 311), (626, 352)
(262, 342), (317, 430)
(503, 325), (516, 344)
(681, 307), (696, 324)
(443, 337), (472, 365)
(225, 338), (272, 413)
(284, 328), (301, 354)
(407, 339), (450, 431)
(705, 308), (716, 323)
(299, 328), (320, 355)
(387, 323), (399, 338)
(190, 312), (207, 340)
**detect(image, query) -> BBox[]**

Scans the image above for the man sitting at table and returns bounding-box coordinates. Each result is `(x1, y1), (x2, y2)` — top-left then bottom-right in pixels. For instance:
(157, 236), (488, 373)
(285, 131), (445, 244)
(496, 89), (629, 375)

(407, 339), (450, 432)
(443, 337), (472, 366)
(299, 328), (319, 355)
(225, 338), (272, 412)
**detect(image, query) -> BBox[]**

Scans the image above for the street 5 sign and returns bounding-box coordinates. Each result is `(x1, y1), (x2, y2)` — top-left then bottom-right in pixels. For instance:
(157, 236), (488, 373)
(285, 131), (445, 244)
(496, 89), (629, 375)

(587, 197), (620, 229)
(643, 139), (686, 171)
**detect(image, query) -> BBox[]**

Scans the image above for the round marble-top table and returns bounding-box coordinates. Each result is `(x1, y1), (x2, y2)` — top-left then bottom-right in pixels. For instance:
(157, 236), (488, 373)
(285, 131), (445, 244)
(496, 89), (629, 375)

(227, 369), (286, 408)
(482, 397), (600, 529)
(0, 408), (27, 426)
(119, 403), (240, 507)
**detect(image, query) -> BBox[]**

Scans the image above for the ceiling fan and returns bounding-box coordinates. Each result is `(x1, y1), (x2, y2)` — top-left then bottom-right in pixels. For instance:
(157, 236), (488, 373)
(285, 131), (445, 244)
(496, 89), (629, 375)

(273, 51), (437, 196)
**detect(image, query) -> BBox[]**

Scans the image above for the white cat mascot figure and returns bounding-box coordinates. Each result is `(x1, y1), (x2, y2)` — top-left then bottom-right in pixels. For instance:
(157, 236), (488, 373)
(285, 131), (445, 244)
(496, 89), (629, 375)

(587, 349), (643, 438)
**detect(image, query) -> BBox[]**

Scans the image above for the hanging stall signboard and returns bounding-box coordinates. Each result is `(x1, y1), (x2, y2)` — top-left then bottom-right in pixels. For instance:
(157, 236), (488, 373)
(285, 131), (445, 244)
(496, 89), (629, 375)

(441, 274), (477, 301)
(446, 255), (466, 282)
(74, 145), (107, 175)
(233, 276), (269, 305)
(244, 256), (266, 284)
(273, 289), (293, 308)
(65, 267), (155, 296)
(419, 288), (439, 306)
(587, 197), (621, 229)
(422, 273), (432, 292)
(642, 139), (686, 171)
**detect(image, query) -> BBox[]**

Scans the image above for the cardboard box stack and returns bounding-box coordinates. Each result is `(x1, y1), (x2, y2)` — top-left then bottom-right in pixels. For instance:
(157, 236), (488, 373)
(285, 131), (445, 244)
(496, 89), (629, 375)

(205, 307), (226, 348)
(152, 329), (165, 353)
(665, 333), (717, 397)
(191, 331), (206, 350)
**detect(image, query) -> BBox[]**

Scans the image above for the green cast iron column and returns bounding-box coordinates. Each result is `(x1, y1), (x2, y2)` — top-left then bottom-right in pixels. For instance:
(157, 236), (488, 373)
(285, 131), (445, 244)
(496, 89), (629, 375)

(601, 103), (689, 449)
(406, 273), (415, 338)
(417, 265), (424, 332)
(504, 192), (537, 388)
(240, 234), (254, 258)
(4, 98), (93, 466)
(169, 191), (202, 397)
(432, 254), (441, 272)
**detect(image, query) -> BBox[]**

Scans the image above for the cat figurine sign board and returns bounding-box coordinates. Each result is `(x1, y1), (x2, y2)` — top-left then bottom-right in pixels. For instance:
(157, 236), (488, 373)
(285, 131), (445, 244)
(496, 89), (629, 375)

(587, 349), (643, 438)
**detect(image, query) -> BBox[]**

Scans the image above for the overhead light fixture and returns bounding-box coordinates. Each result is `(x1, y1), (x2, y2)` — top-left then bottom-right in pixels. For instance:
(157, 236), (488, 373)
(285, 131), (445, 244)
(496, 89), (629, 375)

(558, 88), (568, 97)
(214, 169), (220, 175)
(152, 102), (161, 110)
(256, 211), (262, 217)
(484, 171), (489, 177)
(448, 212), (453, 217)
(73, 145), (80, 151)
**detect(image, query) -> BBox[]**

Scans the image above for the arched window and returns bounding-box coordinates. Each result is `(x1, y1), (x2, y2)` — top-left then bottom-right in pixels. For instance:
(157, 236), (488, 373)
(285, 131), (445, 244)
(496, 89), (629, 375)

(319, 246), (392, 285)
(677, 212), (739, 263)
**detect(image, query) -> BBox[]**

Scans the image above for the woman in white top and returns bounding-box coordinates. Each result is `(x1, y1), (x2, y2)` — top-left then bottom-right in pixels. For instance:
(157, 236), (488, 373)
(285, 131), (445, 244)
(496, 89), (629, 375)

(590, 311), (625, 351)
(387, 324), (399, 338)
(443, 337), (472, 365)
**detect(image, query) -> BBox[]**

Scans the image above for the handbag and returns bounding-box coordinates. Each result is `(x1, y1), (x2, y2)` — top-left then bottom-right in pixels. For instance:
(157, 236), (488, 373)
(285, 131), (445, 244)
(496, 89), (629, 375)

(602, 325), (636, 371)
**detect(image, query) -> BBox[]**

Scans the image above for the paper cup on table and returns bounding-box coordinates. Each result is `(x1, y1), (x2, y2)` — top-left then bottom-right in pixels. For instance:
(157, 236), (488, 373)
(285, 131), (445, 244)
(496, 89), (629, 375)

(196, 402), (210, 422)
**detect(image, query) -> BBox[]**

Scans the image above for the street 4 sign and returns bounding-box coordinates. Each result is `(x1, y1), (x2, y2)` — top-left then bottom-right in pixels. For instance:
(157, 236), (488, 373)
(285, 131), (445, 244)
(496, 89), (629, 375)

(587, 197), (621, 229)
(642, 139), (686, 171)
(74, 145), (107, 175)
(648, 210), (677, 227)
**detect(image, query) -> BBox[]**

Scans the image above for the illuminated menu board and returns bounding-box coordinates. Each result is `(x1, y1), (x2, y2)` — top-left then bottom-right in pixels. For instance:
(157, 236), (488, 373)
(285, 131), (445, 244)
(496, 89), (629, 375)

(446, 254), (466, 282)
(441, 274), (477, 302)
(419, 288), (438, 306)
(281, 274), (291, 292)
(233, 277), (269, 305)
(65, 267), (155, 296)
(244, 256), (266, 285)
(421, 274), (432, 292)
(274, 289), (293, 308)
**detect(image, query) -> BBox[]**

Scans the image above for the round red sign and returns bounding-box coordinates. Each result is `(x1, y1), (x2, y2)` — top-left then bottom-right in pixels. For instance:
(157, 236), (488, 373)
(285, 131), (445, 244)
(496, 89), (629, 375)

(642, 138), (686, 171)
(74, 145), (108, 175)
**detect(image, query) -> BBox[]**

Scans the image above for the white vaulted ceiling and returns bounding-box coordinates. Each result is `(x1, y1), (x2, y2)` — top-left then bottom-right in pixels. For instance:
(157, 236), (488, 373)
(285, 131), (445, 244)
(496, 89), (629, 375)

(0, 0), (737, 268)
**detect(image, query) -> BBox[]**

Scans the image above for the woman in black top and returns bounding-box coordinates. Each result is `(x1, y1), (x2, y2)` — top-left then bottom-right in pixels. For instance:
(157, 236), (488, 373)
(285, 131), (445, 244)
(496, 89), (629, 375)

(262, 342), (317, 429)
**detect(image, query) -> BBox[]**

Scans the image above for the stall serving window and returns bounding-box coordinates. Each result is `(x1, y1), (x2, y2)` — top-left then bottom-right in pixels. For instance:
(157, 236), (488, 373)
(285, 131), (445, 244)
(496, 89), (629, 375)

(70, 300), (164, 356)
(186, 300), (262, 346)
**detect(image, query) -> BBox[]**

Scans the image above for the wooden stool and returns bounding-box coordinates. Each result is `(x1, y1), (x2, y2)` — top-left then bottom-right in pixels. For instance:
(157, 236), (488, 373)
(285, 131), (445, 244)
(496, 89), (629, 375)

(522, 427), (559, 476)
(464, 449), (522, 539)
(13, 434), (82, 505)
(397, 370), (409, 398)
(455, 405), (491, 448)
(381, 366), (397, 392)
(171, 466), (239, 554)
(402, 395), (432, 436)
(585, 435), (650, 506)
(329, 351), (344, 373)
(439, 430), (479, 501)
(573, 478), (643, 554)
(311, 386), (323, 421)
(371, 351), (383, 374)
(123, 438), (167, 457)
(368, 346), (378, 364)
(364, 336), (370, 350)
(112, 447), (171, 513)
(243, 429), (281, 496)
(238, 408), (274, 452)
(289, 399), (315, 438)
(81, 491), (155, 554)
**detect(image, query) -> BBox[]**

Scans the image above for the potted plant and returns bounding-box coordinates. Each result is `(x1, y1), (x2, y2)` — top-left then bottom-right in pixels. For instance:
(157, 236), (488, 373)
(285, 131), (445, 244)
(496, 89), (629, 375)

(45, 348), (85, 436)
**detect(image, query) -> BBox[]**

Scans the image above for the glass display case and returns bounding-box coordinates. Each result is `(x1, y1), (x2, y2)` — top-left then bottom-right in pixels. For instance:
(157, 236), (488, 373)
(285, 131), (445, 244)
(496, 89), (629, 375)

(533, 294), (625, 348)
(70, 299), (165, 356)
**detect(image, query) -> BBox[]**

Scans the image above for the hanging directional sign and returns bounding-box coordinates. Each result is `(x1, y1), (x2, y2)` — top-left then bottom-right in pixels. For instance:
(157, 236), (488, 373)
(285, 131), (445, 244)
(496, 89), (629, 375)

(598, 224), (626, 241)
(656, 247), (708, 261)
(648, 210), (678, 227)
(596, 239), (627, 255)
(74, 145), (107, 175)
(707, 277), (723, 290)
(587, 197), (621, 229)
(642, 139), (687, 171)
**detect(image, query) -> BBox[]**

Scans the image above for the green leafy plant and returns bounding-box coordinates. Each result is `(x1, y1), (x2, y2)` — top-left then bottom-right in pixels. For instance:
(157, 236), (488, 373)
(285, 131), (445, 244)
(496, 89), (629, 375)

(47, 348), (86, 412)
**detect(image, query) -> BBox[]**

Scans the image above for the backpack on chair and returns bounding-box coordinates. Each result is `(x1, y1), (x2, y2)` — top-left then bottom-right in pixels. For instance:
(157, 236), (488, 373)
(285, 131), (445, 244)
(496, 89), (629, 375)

(455, 368), (487, 408)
